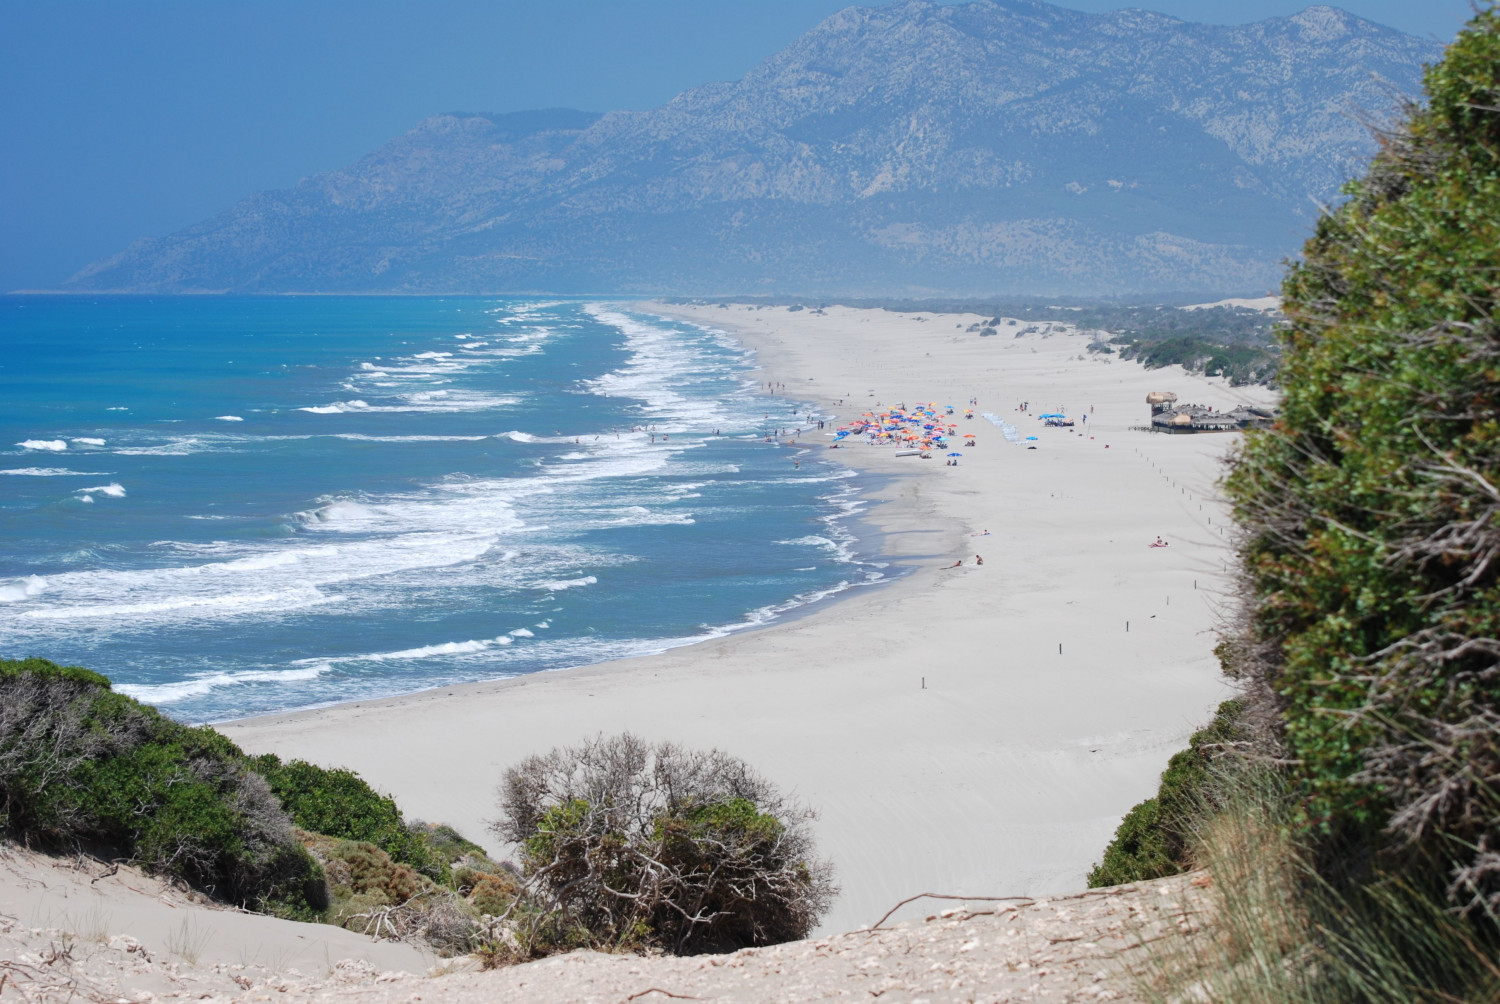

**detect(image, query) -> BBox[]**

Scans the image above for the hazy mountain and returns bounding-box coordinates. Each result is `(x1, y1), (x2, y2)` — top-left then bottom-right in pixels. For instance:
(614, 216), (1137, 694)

(65, 1), (1440, 297)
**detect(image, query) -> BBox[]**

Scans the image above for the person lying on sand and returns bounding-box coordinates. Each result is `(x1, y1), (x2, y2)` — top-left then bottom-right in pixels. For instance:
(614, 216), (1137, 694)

(1150, 536), (1169, 548)
(946, 559), (963, 568)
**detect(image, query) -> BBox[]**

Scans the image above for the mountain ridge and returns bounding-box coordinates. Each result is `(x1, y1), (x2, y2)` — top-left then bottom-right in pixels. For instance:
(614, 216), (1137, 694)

(63, 0), (1442, 297)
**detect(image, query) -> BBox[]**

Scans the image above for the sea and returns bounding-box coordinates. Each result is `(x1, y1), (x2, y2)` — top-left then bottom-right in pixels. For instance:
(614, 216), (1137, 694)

(0, 296), (886, 724)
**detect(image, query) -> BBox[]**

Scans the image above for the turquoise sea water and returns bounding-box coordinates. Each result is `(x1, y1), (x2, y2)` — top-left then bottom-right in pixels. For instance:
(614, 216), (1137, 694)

(0, 296), (883, 723)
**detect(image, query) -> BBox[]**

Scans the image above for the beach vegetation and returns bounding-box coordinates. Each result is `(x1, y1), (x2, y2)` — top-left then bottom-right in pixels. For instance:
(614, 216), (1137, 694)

(0, 656), (504, 954)
(1115, 335), (1278, 385)
(0, 657), (326, 919)
(300, 831), (482, 954)
(1130, 761), (1500, 1004)
(1087, 699), (1245, 887)
(248, 754), (439, 878)
(1125, 8), (1500, 998)
(485, 732), (836, 962)
(1224, 1), (1500, 910)
(685, 295), (1282, 384)
(413, 820), (489, 866)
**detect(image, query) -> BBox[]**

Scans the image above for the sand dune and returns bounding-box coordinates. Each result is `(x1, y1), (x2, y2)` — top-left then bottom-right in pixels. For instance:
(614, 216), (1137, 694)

(0, 842), (429, 997)
(219, 303), (1275, 936)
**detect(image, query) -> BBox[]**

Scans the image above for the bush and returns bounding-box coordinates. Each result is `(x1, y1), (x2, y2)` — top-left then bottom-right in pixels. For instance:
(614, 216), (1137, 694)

(1223, 6), (1500, 909)
(492, 733), (836, 957)
(411, 820), (488, 868)
(1088, 700), (1245, 887)
(250, 754), (438, 878)
(1118, 336), (1279, 385)
(1131, 764), (1500, 1004)
(304, 832), (483, 954)
(467, 870), (522, 917)
(0, 658), (325, 917)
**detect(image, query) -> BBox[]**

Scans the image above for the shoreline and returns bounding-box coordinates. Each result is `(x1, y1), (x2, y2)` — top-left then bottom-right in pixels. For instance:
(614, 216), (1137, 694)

(221, 301), (1277, 934)
(195, 351), (927, 727)
(202, 298), (951, 724)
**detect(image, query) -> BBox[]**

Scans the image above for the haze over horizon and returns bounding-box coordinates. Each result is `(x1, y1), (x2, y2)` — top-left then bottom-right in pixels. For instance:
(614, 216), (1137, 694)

(0, 0), (1476, 293)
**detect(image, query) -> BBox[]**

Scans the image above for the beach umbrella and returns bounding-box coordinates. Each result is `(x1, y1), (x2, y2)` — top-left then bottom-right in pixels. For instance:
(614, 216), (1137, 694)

(1026, 436), (1038, 441)
(947, 452), (962, 457)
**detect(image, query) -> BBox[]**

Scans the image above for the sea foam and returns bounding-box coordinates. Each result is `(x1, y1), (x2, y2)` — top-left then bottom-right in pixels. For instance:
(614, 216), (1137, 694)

(0, 576), (47, 603)
(76, 483), (126, 498)
(0, 467), (111, 476)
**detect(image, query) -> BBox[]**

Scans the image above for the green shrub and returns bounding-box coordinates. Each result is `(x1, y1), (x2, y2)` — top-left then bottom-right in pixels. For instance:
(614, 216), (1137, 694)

(0, 658), (325, 918)
(1132, 764), (1500, 1004)
(493, 733), (836, 957)
(249, 754), (438, 878)
(411, 820), (488, 868)
(1119, 336), (1279, 385)
(303, 832), (483, 954)
(308, 834), (427, 905)
(1089, 700), (1245, 887)
(1223, 6), (1500, 908)
(467, 871), (521, 917)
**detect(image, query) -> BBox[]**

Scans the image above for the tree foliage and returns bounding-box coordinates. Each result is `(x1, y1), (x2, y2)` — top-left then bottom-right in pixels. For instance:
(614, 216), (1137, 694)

(1223, 7), (1500, 909)
(492, 733), (836, 956)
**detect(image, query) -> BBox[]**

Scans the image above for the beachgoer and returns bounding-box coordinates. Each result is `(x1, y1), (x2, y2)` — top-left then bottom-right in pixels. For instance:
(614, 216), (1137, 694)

(976, 555), (984, 565)
(947, 559), (963, 568)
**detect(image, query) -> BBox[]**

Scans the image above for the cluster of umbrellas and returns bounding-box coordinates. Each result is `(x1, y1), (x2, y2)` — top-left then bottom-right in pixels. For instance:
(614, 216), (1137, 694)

(833, 402), (979, 452)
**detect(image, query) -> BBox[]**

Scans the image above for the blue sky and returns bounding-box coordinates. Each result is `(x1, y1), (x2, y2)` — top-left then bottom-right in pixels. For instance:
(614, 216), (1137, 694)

(0, 0), (1478, 291)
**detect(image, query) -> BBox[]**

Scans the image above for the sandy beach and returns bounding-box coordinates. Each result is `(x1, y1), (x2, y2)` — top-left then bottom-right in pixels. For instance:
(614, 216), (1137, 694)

(219, 303), (1276, 936)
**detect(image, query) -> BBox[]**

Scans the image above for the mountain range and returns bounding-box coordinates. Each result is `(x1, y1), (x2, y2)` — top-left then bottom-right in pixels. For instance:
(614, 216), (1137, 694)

(64, 0), (1442, 297)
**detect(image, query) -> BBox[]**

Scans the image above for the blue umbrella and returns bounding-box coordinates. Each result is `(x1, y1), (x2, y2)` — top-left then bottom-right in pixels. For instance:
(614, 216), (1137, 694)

(1025, 436), (1038, 441)
(947, 452), (962, 456)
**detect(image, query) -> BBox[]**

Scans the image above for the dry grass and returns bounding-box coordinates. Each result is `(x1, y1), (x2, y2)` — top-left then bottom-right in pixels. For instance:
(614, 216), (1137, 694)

(1129, 765), (1500, 1004)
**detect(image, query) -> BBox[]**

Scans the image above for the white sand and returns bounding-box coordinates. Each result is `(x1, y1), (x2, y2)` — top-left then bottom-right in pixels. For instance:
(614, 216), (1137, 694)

(0, 843), (430, 985)
(220, 303), (1276, 935)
